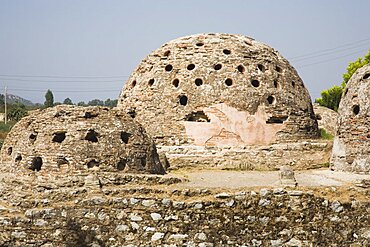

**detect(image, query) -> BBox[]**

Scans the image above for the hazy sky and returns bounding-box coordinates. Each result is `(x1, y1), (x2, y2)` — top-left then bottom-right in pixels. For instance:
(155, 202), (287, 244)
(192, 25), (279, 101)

(0, 0), (369, 103)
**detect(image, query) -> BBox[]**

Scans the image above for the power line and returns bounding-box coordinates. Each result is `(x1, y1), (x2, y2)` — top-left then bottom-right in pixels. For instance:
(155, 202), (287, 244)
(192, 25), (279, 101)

(288, 37), (370, 60)
(291, 43), (369, 62)
(8, 88), (119, 93)
(0, 74), (129, 79)
(0, 78), (125, 83)
(295, 50), (365, 68)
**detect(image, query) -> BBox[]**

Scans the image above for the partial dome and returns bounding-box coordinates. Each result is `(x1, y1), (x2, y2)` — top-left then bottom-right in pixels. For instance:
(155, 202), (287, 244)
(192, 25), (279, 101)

(0, 105), (165, 175)
(331, 64), (370, 173)
(118, 33), (319, 146)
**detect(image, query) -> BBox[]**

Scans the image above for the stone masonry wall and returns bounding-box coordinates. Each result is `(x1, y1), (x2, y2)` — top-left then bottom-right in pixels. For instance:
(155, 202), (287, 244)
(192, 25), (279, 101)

(331, 64), (370, 174)
(118, 33), (319, 147)
(0, 105), (165, 175)
(0, 173), (369, 246)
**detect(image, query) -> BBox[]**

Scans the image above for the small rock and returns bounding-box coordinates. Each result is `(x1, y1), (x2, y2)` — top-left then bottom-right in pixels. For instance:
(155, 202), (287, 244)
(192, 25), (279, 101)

(130, 198), (139, 205)
(194, 203), (203, 209)
(115, 224), (129, 232)
(142, 199), (156, 207)
(34, 219), (48, 226)
(259, 188), (270, 197)
(195, 232), (207, 241)
(273, 188), (285, 195)
(225, 200), (235, 207)
(286, 237), (302, 246)
(164, 215), (178, 221)
(130, 222), (140, 230)
(151, 232), (164, 241)
(331, 201), (343, 213)
(271, 239), (283, 247)
(11, 231), (26, 239)
(198, 243), (213, 247)
(169, 234), (188, 241)
(251, 238), (262, 246)
(150, 213), (162, 221)
(258, 199), (270, 207)
(162, 198), (171, 206)
(129, 214), (143, 221)
(145, 227), (156, 232)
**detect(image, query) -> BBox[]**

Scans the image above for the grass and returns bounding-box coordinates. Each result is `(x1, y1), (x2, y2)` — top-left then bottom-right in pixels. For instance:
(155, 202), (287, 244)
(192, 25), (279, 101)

(320, 128), (334, 140)
(0, 121), (16, 148)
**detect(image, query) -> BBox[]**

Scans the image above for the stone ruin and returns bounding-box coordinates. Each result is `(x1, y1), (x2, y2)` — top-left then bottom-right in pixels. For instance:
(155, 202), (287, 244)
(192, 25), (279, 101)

(118, 33), (331, 170)
(331, 64), (370, 173)
(0, 105), (165, 175)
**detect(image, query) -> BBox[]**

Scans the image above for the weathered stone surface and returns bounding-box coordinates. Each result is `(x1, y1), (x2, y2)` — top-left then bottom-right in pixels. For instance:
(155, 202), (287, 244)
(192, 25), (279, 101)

(0, 105), (165, 175)
(313, 103), (338, 135)
(279, 166), (297, 187)
(331, 64), (370, 174)
(118, 33), (320, 169)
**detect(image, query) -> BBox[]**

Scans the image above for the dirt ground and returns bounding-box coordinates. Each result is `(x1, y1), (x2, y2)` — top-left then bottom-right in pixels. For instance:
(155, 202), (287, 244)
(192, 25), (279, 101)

(170, 168), (370, 189)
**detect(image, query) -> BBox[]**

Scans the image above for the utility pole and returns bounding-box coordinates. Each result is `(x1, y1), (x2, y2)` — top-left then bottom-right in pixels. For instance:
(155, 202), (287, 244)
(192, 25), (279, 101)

(4, 86), (7, 124)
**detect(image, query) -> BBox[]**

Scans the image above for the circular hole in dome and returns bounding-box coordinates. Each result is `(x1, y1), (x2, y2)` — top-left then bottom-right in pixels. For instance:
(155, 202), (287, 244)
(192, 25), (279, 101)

(353, 105), (360, 115)
(164, 50), (170, 57)
(223, 49), (231, 55)
(251, 80), (260, 88)
(148, 79), (155, 87)
(165, 64), (173, 72)
(131, 80), (137, 88)
(214, 64), (222, 70)
(179, 95), (188, 106)
(172, 79), (179, 88)
(273, 80), (280, 89)
(275, 66), (282, 73)
(267, 96), (276, 105)
(225, 78), (233, 86)
(363, 73), (370, 79)
(257, 64), (265, 72)
(196, 42), (204, 47)
(187, 64), (195, 70)
(237, 65), (245, 73)
(195, 78), (203, 86)
(7, 147), (12, 156)
(292, 81), (296, 87)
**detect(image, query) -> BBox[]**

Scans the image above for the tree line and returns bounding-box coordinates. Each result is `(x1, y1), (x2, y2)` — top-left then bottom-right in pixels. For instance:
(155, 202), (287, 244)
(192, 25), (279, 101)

(2, 89), (118, 122)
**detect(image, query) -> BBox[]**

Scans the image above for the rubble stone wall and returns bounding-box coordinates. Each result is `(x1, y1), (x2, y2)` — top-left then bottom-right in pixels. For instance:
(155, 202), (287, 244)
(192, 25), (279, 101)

(331, 65), (370, 173)
(0, 181), (368, 246)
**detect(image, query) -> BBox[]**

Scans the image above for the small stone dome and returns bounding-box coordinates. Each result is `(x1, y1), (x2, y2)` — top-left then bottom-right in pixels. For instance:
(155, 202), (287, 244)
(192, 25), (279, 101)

(118, 33), (318, 146)
(0, 105), (165, 175)
(331, 64), (370, 173)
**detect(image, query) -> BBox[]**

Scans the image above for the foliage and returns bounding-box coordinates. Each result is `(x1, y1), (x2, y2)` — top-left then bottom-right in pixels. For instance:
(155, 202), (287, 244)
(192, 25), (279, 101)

(319, 128), (334, 140)
(342, 49), (370, 85)
(316, 50), (370, 111)
(7, 103), (28, 121)
(87, 99), (104, 106)
(104, 98), (118, 107)
(77, 101), (86, 106)
(44, 89), (54, 108)
(63, 97), (73, 105)
(315, 85), (343, 111)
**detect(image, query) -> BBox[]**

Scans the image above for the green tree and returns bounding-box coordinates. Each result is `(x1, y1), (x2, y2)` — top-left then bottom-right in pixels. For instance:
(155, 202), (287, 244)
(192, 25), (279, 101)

(87, 99), (104, 106)
(63, 97), (73, 105)
(44, 89), (54, 108)
(7, 103), (28, 121)
(77, 101), (86, 106)
(316, 49), (370, 111)
(315, 85), (343, 111)
(104, 98), (118, 107)
(342, 49), (370, 85)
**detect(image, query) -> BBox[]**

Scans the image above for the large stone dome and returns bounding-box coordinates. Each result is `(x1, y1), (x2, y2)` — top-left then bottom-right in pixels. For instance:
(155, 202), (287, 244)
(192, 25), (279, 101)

(118, 33), (318, 147)
(331, 64), (370, 173)
(0, 105), (165, 175)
